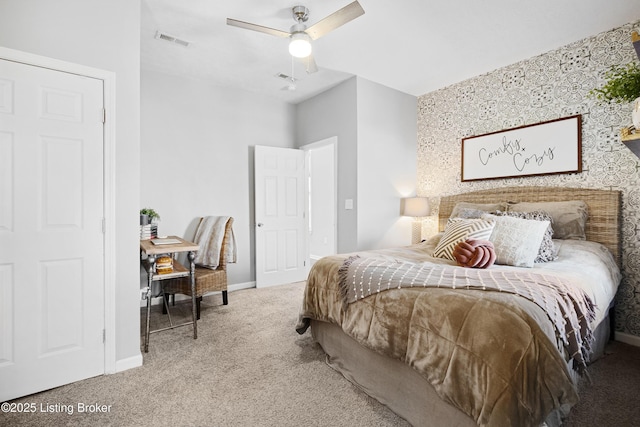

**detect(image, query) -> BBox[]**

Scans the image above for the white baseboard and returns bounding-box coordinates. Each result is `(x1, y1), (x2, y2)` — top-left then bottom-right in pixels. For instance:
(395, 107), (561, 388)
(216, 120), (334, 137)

(228, 281), (256, 291)
(614, 331), (640, 347)
(113, 353), (143, 373)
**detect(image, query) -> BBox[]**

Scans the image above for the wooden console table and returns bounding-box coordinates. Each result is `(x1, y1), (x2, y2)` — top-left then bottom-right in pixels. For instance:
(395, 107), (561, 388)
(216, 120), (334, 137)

(140, 236), (199, 352)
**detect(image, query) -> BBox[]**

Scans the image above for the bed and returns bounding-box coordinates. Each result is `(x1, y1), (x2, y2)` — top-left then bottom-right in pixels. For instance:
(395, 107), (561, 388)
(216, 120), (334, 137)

(296, 186), (622, 427)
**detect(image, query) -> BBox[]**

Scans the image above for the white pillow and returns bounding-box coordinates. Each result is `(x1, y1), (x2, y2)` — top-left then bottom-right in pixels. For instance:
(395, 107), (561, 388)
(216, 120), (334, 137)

(433, 218), (495, 261)
(482, 214), (550, 268)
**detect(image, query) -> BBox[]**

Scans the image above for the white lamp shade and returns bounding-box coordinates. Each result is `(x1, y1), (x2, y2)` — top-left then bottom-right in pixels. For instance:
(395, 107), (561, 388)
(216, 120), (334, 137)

(402, 197), (430, 217)
(289, 32), (312, 58)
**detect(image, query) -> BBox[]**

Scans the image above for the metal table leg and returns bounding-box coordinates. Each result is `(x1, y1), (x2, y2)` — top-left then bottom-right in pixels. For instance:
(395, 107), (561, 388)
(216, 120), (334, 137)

(188, 250), (198, 339)
(144, 254), (156, 353)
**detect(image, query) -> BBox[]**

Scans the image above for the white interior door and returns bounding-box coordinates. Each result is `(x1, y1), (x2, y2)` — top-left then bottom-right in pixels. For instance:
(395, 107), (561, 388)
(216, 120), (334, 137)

(0, 58), (105, 401)
(254, 145), (307, 287)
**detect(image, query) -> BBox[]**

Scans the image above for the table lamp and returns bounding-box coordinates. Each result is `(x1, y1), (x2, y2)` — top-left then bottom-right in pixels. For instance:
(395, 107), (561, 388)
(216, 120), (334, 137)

(402, 197), (430, 244)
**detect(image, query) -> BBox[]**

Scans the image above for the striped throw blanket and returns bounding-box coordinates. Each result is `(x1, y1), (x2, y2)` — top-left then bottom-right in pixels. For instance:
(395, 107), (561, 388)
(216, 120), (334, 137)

(338, 255), (596, 372)
(193, 216), (236, 269)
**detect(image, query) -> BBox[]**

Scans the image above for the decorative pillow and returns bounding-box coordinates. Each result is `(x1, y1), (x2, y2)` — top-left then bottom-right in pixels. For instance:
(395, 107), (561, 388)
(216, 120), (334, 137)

(452, 239), (496, 268)
(451, 207), (489, 219)
(481, 214), (550, 268)
(495, 210), (557, 263)
(450, 202), (508, 219)
(507, 201), (588, 240)
(433, 218), (495, 261)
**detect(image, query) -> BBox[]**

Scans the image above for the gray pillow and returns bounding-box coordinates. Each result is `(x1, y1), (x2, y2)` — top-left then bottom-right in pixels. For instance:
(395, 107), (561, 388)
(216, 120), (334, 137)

(507, 201), (588, 240)
(450, 202), (508, 219)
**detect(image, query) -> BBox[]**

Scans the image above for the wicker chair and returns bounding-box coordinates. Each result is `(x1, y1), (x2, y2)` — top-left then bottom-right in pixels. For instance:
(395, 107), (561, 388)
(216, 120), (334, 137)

(164, 217), (233, 319)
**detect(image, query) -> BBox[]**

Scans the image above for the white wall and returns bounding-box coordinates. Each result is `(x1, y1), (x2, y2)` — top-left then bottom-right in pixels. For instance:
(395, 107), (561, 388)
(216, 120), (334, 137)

(141, 69), (296, 285)
(296, 78), (359, 253)
(296, 76), (418, 252)
(0, 0), (414, 377)
(356, 78), (418, 249)
(0, 0), (142, 365)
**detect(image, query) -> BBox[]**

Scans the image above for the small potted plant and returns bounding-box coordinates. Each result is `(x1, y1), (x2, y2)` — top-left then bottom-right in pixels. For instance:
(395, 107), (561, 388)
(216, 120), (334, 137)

(140, 208), (160, 239)
(590, 61), (640, 129)
(140, 208), (160, 225)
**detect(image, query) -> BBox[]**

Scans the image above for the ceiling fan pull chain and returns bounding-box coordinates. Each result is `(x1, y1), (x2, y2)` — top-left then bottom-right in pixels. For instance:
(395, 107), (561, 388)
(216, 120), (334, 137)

(289, 56), (297, 91)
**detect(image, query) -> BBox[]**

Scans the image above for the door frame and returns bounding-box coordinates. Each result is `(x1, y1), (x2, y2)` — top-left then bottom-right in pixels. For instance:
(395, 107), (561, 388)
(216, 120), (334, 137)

(301, 137), (338, 263)
(0, 47), (117, 374)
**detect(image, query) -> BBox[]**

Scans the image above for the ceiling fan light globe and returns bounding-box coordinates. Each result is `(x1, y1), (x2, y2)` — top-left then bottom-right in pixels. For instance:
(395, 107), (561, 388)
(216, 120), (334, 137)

(289, 33), (312, 58)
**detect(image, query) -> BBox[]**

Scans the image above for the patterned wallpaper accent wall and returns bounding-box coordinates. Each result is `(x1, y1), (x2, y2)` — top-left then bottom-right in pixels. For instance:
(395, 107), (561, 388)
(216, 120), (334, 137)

(417, 20), (640, 338)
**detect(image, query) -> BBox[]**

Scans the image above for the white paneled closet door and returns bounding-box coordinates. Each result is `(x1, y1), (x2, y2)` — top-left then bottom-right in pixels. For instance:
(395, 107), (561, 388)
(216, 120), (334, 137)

(0, 58), (105, 402)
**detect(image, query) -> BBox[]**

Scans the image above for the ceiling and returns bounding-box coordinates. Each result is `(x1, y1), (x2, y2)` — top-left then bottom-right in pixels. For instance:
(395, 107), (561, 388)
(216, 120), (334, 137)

(141, 0), (640, 104)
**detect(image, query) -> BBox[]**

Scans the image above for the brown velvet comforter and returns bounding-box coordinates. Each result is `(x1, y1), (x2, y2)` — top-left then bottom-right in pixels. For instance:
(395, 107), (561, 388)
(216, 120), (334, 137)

(296, 246), (585, 426)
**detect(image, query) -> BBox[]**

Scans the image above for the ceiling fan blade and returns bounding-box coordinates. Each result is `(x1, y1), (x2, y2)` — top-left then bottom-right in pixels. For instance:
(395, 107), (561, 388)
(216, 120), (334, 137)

(226, 18), (290, 38)
(305, 1), (365, 40)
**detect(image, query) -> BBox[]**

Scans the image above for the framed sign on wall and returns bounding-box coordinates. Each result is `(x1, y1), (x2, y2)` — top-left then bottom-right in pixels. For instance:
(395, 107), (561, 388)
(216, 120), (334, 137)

(461, 115), (582, 182)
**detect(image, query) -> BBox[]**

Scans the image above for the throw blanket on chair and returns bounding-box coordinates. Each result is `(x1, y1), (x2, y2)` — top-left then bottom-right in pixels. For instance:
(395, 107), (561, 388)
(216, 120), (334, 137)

(193, 216), (237, 269)
(338, 255), (596, 373)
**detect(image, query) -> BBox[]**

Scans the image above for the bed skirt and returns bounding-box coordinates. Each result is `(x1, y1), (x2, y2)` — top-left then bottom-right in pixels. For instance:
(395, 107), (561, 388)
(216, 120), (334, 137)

(310, 315), (611, 427)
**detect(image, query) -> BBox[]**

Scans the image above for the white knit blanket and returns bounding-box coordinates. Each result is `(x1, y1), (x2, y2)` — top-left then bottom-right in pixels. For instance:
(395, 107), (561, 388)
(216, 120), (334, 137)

(193, 216), (236, 269)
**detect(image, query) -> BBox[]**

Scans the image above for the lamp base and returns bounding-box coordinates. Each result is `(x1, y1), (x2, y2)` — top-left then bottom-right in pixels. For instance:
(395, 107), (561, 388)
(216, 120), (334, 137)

(411, 221), (423, 244)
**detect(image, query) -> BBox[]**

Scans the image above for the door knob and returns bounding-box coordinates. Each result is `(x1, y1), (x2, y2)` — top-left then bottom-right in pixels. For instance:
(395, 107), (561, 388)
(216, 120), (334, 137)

(257, 222), (264, 227)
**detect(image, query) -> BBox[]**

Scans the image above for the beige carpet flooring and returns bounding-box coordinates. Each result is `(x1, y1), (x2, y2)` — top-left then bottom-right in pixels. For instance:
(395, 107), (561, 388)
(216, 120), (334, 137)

(2, 281), (640, 426)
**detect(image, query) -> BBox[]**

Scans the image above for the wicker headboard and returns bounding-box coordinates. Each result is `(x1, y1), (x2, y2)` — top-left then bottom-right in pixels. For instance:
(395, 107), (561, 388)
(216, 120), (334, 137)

(438, 186), (622, 265)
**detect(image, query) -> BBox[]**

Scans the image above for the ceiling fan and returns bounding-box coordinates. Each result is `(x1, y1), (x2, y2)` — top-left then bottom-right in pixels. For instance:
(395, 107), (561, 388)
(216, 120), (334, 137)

(227, 1), (365, 73)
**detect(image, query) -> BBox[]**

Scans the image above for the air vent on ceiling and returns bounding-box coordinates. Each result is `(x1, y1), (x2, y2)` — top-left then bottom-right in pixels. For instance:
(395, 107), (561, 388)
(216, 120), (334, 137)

(275, 73), (296, 82)
(154, 31), (190, 47)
